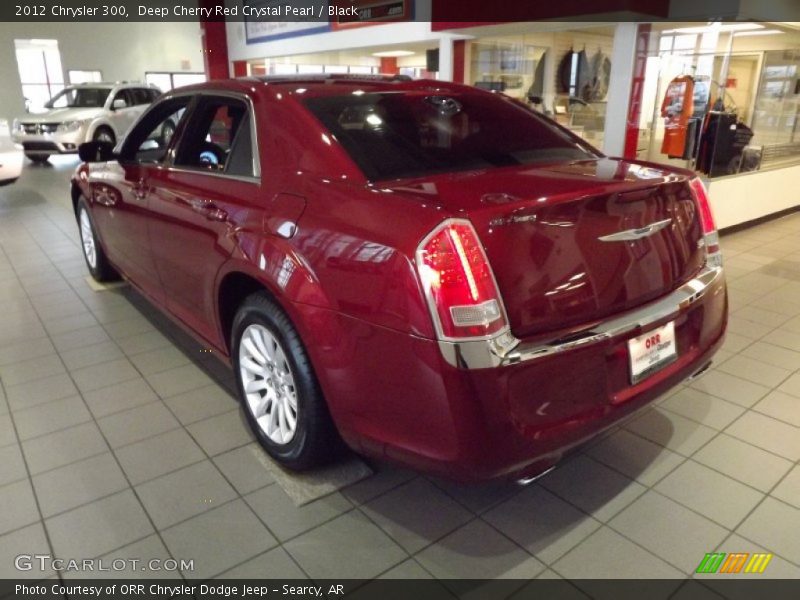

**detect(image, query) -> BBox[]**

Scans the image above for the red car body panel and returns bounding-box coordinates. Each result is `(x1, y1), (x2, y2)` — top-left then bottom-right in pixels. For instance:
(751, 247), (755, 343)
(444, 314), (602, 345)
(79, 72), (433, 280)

(72, 77), (727, 480)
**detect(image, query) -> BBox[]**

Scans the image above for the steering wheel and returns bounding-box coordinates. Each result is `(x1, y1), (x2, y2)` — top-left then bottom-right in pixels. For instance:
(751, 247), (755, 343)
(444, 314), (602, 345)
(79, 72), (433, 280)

(198, 141), (227, 169)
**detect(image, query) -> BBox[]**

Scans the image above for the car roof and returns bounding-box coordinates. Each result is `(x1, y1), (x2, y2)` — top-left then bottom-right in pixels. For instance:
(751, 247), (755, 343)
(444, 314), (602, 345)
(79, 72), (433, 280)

(168, 74), (477, 100)
(66, 82), (157, 90)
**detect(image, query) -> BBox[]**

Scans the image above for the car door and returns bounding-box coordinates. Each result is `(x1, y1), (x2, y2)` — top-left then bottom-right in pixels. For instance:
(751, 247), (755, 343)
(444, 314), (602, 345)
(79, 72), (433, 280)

(130, 88), (155, 121)
(107, 89), (139, 137)
(146, 94), (262, 344)
(89, 95), (194, 303)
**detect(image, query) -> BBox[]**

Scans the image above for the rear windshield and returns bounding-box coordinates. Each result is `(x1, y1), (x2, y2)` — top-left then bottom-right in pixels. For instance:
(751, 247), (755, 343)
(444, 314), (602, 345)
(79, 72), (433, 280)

(303, 91), (599, 181)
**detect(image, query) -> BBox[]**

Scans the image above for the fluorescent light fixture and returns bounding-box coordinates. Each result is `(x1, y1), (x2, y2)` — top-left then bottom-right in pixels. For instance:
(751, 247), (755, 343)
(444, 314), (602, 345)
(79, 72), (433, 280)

(734, 29), (784, 36)
(663, 23), (764, 34)
(372, 50), (415, 57)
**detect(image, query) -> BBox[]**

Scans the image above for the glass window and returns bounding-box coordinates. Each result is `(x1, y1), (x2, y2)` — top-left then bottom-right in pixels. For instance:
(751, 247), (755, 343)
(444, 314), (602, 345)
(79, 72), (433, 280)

(14, 39), (64, 111)
(145, 72), (172, 92)
(171, 73), (207, 88)
(69, 70), (102, 84)
(120, 97), (191, 164)
(174, 98), (251, 175)
(111, 90), (130, 109)
(47, 87), (110, 108)
(130, 88), (153, 105)
(226, 117), (255, 178)
(145, 72), (206, 92)
(751, 49), (800, 169)
(304, 91), (599, 181)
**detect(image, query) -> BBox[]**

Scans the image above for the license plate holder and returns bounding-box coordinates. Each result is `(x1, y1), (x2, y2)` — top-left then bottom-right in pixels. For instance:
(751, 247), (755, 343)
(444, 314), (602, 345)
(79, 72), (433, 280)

(628, 321), (677, 384)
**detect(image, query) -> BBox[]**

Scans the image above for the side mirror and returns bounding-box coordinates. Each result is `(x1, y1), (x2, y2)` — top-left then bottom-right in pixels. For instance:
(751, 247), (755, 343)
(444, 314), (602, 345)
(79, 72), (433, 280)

(78, 141), (115, 163)
(112, 98), (127, 110)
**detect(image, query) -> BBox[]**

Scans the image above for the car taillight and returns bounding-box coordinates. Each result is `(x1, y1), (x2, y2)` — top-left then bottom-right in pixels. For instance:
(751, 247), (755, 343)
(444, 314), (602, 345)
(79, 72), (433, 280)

(416, 219), (509, 340)
(689, 177), (722, 267)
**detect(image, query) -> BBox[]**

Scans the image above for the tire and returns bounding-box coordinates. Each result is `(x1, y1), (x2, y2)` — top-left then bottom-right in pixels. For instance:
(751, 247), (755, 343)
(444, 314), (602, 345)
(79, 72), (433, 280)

(232, 293), (339, 470)
(92, 127), (116, 146)
(76, 197), (119, 282)
(25, 154), (50, 163)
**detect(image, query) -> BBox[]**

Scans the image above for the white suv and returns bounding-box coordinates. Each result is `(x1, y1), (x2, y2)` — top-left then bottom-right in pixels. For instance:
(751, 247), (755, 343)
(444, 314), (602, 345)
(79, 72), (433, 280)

(12, 82), (161, 163)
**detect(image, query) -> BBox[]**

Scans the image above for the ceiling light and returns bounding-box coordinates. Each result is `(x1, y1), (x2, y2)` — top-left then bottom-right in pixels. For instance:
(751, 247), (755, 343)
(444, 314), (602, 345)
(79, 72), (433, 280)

(734, 29), (784, 36)
(372, 50), (415, 58)
(663, 23), (764, 35)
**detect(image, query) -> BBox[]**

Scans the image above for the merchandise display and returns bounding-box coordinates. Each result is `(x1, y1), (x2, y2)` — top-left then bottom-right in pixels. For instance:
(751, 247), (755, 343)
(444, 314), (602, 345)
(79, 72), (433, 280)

(660, 74), (695, 157)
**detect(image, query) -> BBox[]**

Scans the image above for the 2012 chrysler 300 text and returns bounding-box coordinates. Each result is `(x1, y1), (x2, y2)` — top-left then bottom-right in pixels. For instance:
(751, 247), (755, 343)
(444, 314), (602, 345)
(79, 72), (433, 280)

(71, 75), (727, 481)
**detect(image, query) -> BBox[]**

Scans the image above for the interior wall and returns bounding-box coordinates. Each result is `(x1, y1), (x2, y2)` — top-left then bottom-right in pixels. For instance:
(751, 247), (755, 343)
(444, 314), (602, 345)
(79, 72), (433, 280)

(0, 21), (202, 121)
(709, 163), (800, 229)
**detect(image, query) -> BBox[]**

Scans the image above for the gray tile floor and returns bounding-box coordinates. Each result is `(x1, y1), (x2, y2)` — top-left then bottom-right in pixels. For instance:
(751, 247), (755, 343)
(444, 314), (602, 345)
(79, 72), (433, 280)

(1, 158), (800, 588)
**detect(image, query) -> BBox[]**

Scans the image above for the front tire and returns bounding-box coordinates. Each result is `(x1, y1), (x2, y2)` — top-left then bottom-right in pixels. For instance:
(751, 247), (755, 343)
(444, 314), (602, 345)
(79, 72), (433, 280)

(232, 293), (338, 470)
(77, 198), (118, 282)
(93, 127), (116, 146)
(25, 154), (50, 163)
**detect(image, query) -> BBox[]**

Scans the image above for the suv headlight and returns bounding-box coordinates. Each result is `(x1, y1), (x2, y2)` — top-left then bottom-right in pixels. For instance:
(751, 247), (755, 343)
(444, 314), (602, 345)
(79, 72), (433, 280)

(56, 120), (85, 133)
(11, 119), (22, 134)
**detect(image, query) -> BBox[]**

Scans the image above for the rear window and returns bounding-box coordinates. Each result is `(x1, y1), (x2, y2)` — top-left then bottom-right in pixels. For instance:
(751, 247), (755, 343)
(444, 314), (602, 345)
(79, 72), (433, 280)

(303, 91), (599, 181)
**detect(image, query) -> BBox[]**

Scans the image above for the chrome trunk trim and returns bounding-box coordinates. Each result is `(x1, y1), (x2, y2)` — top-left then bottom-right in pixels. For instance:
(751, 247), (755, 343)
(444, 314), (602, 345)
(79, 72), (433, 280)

(438, 265), (724, 369)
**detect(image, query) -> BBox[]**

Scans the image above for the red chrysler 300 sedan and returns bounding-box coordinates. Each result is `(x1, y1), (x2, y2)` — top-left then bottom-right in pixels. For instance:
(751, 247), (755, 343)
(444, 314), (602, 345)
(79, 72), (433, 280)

(71, 75), (727, 481)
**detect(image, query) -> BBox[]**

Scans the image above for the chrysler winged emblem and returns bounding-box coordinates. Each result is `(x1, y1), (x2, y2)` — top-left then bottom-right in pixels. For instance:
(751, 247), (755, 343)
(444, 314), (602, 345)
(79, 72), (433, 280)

(598, 218), (672, 242)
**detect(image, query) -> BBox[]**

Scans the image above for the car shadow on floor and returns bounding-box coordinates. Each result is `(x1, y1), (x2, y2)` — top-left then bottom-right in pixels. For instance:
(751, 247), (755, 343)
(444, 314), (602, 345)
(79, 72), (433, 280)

(119, 285), (238, 398)
(117, 284), (686, 572)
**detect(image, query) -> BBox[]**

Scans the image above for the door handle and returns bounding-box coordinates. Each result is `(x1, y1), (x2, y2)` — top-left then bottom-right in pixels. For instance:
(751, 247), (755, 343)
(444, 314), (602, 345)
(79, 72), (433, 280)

(189, 198), (228, 222)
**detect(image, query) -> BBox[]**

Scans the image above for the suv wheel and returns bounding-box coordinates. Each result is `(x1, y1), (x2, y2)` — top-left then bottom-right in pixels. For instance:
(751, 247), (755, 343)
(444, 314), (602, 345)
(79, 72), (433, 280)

(25, 154), (49, 163)
(232, 293), (339, 470)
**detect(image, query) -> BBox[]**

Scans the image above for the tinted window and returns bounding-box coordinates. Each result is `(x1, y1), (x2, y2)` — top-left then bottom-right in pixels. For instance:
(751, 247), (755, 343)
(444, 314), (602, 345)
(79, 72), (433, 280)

(174, 98), (252, 175)
(119, 97), (190, 164)
(46, 87), (110, 109)
(226, 117), (255, 177)
(131, 89), (152, 105)
(111, 90), (130, 108)
(304, 91), (599, 181)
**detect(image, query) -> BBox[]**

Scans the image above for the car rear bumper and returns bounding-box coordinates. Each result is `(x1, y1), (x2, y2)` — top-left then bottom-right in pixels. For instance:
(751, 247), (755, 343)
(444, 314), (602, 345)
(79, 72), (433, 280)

(297, 265), (728, 482)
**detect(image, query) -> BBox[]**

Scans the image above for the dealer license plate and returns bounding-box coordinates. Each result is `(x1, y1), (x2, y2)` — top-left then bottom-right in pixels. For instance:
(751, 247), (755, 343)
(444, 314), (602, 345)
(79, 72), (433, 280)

(628, 321), (677, 384)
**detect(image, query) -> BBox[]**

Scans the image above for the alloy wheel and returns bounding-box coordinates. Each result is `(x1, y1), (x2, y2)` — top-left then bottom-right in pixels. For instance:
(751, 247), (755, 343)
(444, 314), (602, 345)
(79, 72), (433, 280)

(238, 323), (299, 445)
(79, 209), (97, 268)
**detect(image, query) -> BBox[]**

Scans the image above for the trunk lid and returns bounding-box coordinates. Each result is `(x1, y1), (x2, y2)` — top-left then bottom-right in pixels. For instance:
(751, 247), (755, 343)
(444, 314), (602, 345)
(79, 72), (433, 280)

(390, 158), (705, 338)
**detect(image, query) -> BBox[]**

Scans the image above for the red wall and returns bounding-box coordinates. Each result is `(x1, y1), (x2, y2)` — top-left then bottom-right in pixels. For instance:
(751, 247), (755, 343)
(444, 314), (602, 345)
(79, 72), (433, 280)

(380, 57), (399, 75)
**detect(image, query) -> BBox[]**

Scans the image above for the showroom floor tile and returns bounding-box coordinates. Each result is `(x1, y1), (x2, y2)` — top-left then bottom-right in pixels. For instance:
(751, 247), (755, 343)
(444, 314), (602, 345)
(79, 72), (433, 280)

(0, 159), (799, 585)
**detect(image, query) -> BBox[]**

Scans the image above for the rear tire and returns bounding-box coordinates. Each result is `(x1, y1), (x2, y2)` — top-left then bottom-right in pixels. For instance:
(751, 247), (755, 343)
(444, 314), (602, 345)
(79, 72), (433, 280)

(25, 154), (49, 163)
(232, 292), (339, 470)
(77, 197), (119, 282)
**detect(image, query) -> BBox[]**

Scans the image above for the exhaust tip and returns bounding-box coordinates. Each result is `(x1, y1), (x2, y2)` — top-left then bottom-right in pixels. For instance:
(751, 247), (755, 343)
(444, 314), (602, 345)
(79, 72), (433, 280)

(684, 361), (712, 383)
(517, 465), (556, 486)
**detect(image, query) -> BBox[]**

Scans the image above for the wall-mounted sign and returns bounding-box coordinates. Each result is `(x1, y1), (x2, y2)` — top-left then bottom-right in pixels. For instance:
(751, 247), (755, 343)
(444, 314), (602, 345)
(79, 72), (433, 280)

(244, 1), (331, 44)
(330, 0), (411, 30)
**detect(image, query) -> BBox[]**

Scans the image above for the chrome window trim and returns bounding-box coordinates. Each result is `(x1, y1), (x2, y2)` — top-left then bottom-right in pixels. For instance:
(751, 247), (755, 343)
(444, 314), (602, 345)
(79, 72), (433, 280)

(438, 265), (725, 369)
